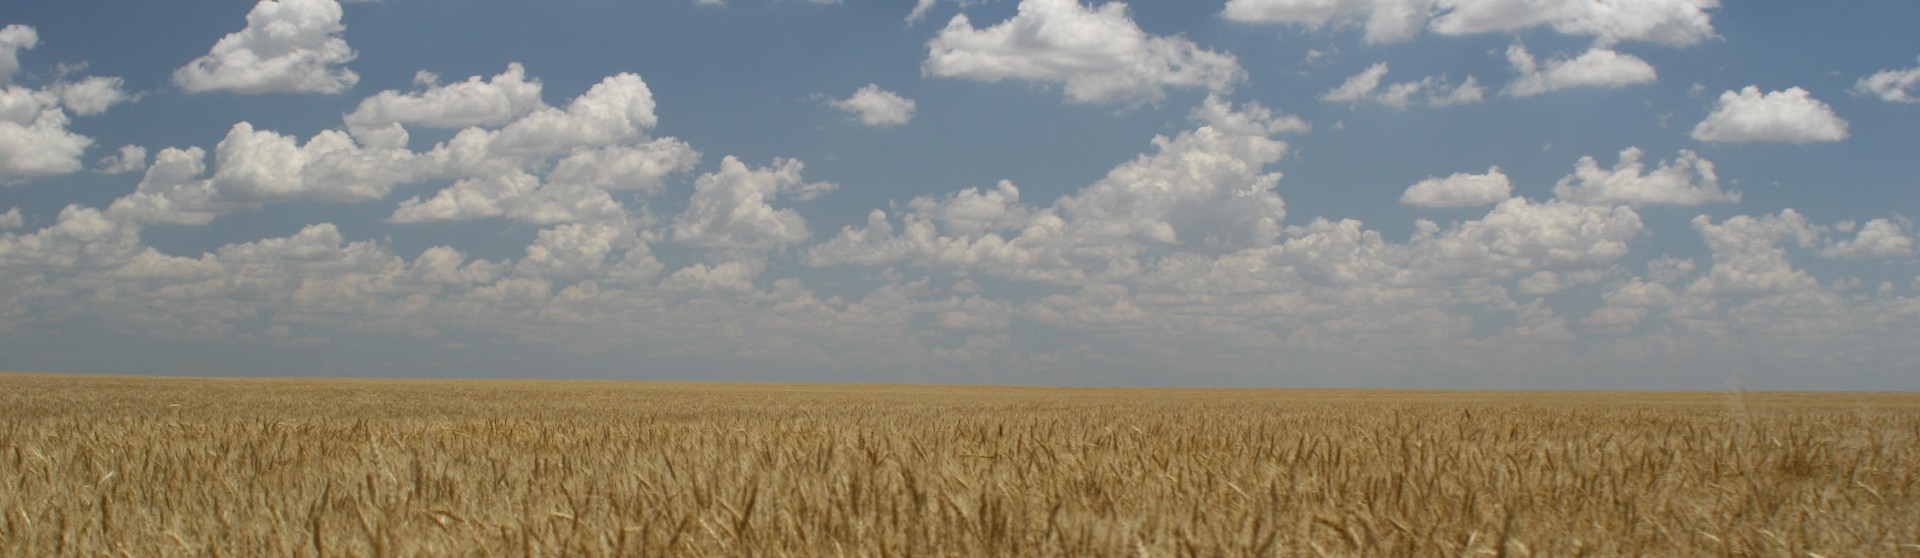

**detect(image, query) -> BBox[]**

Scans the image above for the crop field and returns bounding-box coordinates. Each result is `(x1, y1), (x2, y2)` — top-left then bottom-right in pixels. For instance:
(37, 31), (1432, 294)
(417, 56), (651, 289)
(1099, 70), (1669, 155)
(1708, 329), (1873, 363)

(2, 372), (1918, 556)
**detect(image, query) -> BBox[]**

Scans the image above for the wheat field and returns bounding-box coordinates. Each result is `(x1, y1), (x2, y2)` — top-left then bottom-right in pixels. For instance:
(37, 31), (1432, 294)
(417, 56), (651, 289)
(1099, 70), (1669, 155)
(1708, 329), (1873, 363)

(2, 372), (1917, 556)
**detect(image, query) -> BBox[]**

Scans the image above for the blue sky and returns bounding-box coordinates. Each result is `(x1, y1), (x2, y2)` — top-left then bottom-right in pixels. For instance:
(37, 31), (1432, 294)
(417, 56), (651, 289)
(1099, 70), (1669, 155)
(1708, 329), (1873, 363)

(2, 0), (1916, 389)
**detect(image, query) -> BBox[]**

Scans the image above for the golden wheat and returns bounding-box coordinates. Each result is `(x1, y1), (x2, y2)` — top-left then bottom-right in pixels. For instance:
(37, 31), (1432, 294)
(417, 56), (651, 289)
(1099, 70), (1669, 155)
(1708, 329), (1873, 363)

(2, 372), (1916, 556)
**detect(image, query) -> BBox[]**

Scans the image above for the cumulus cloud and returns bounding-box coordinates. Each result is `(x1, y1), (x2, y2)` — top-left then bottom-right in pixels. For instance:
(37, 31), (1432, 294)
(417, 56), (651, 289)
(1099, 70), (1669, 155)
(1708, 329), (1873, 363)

(1321, 62), (1482, 107)
(391, 141), (696, 226)
(1502, 43), (1656, 97)
(389, 170), (540, 223)
(1221, 0), (1432, 44)
(52, 76), (133, 116)
(809, 97), (1298, 279)
(105, 146), (244, 226)
(1221, 0), (1719, 46)
(1822, 218), (1914, 259)
(1189, 93), (1311, 136)
(1406, 197), (1643, 281)
(345, 63), (545, 138)
(0, 24), (35, 84)
(137, 66), (675, 228)
(173, 0), (360, 94)
(1552, 147), (1736, 206)
(210, 122), (418, 203)
(1400, 166), (1511, 207)
(828, 84), (915, 126)
(514, 221), (643, 281)
(1687, 210), (1821, 296)
(1056, 117), (1292, 249)
(803, 183), (1068, 278)
(91, 66), (687, 227)
(1582, 277), (1676, 331)
(661, 260), (762, 294)
(386, 70), (694, 225)
(1429, 0), (1719, 46)
(481, 73), (660, 159)
(923, 0), (1244, 104)
(215, 66), (689, 227)
(94, 145), (146, 174)
(0, 27), (134, 184)
(672, 156), (836, 249)
(0, 86), (91, 182)
(906, 0), (940, 24)
(544, 140), (700, 196)
(1691, 86), (1848, 143)
(6, 19), (1918, 387)
(1853, 58), (1920, 103)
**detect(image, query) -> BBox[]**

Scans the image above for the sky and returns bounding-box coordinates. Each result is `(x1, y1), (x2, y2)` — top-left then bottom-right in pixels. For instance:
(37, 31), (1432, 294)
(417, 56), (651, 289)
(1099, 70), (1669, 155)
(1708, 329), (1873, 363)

(1, 0), (1916, 389)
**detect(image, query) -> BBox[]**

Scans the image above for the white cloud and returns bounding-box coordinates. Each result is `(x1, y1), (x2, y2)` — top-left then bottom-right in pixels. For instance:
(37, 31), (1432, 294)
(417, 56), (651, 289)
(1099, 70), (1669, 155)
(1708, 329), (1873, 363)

(6, 17), (1919, 388)
(1189, 93), (1311, 136)
(1055, 119), (1291, 249)
(209, 121), (419, 203)
(514, 221), (642, 281)
(810, 97), (1297, 278)
(173, 0), (360, 94)
(1406, 197), (1643, 281)
(1429, 0), (1719, 47)
(1582, 277), (1675, 331)
(0, 86), (91, 182)
(1502, 43), (1656, 97)
(190, 66), (691, 227)
(1221, 0), (1720, 46)
(94, 145), (147, 174)
(0, 31), (133, 184)
(906, 180), (1040, 237)
(923, 0), (1244, 104)
(906, 0), (940, 24)
(1400, 166), (1512, 207)
(662, 260), (762, 294)
(375, 70), (670, 189)
(106, 146), (241, 225)
(0, 24), (36, 84)
(1321, 62), (1482, 108)
(829, 84), (915, 126)
(1552, 147), (1736, 206)
(1688, 210), (1820, 296)
(483, 73), (659, 159)
(52, 76), (133, 116)
(382, 68), (692, 225)
(389, 170), (540, 224)
(544, 140), (700, 196)
(1822, 218), (1914, 259)
(1221, 0), (1432, 44)
(1691, 86), (1848, 143)
(672, 156), (836, 249)
(1427, 76), (1485, 106)
(804, 184), (1073, 279)
(389, 153), (679, 226)
(383, 70), (677, 223)
(0, 205), (146, 274)
(345, 63), (545, 138)
(409, 246), (505, 286)
(1853, 58), (1920, 103)
(1322, 63), (1389, 102)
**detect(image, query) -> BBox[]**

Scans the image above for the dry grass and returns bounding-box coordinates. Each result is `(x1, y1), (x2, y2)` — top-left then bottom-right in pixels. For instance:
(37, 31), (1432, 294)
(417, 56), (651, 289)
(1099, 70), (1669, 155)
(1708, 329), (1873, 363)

(3, 372), (1917, 556)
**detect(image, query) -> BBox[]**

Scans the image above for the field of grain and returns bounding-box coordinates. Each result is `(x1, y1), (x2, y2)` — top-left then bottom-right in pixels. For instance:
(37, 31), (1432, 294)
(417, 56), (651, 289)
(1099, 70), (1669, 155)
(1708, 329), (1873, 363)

(3, 372), (1917, 556)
